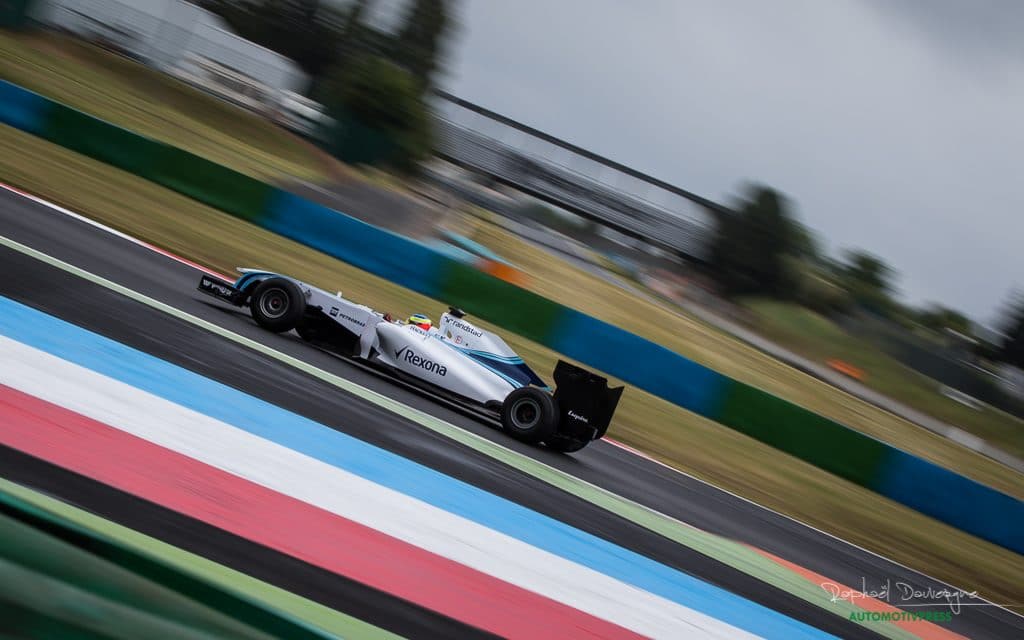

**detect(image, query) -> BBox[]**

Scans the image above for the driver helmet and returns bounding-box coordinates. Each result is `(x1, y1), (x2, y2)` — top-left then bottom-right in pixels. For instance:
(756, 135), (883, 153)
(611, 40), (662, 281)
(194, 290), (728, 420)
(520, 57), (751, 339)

(407, 313), (432, 330)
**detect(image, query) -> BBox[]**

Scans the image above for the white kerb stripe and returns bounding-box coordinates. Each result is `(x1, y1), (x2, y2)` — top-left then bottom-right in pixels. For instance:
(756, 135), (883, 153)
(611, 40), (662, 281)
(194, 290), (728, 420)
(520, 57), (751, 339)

(0, 335), (761, 640)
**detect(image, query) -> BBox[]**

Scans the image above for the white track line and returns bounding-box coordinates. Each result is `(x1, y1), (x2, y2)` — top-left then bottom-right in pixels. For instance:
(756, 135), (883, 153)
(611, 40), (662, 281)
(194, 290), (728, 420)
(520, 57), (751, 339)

(1, 180), (1018, 619)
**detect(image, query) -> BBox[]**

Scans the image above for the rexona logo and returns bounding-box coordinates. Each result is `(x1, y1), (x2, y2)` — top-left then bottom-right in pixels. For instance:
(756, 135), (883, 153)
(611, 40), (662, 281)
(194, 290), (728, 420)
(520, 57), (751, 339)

(567, 410), (589, 424)
(395, 346), (447, 376)
(445, 317), (484, 338)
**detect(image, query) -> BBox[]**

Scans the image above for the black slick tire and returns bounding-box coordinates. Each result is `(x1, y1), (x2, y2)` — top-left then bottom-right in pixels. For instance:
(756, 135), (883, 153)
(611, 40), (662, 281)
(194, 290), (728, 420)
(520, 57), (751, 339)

(500, 387), (558, 444)
(250, 277), (305, 332)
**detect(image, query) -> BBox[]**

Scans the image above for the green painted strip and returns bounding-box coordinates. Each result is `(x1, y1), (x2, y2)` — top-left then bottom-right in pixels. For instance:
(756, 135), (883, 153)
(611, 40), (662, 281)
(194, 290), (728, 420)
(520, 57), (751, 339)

(0, 513), (254, 640)
(0, 482), (337, 640)
(0, 233), (918, 640)
(0, 478), (403, 640)
(0, 556), (223, 640)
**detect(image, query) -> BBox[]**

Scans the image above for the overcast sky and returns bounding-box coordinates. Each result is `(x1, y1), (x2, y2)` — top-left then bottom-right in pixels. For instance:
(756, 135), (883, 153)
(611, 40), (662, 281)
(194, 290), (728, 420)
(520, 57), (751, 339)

(437, 0), (1023, 322)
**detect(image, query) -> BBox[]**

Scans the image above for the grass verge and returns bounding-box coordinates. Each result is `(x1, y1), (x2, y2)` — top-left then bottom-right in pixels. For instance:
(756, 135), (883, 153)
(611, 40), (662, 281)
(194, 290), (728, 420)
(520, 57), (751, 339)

(2, 124), (1021, 606)
(0, 30), (336, 183)
(743, 299), (1024, 460)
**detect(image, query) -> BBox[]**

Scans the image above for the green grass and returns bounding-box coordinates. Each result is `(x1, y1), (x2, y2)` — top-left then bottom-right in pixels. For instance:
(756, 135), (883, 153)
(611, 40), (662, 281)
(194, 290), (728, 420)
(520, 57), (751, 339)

(743, 299), (1024, 459)
(2, 125), (1022, 606)
(0, 30), (339, 183)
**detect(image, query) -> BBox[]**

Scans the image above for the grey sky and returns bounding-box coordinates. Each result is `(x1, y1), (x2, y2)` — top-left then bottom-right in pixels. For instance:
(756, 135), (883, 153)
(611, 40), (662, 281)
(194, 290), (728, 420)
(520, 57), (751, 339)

(441, 0), (1023, 321)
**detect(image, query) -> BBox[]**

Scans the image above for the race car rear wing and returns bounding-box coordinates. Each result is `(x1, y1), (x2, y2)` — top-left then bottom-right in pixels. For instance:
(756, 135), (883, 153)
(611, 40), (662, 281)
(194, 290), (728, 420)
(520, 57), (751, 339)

(552, 360), (624, 441)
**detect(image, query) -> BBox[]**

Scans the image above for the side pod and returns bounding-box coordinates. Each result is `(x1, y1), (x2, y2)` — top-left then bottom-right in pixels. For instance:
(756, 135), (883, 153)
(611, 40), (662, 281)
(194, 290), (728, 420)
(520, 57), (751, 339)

(551, 360), (624, 441)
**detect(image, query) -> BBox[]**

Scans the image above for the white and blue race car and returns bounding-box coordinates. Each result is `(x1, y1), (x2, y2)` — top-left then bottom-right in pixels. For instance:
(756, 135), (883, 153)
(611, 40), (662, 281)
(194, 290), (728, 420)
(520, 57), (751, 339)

(198, 269), (622, 452)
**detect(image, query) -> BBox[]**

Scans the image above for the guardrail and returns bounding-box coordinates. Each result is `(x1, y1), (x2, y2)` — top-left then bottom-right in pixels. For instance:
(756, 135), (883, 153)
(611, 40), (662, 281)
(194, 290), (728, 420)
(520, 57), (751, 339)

(1, 79), (1020, 554)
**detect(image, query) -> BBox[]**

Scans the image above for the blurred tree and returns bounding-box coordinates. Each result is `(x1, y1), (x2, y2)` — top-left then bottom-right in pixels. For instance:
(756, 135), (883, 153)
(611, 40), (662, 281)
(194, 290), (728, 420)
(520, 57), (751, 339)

(709, 185), (804, 297)
(321, 55), (432, 172)
(916, 304), (972, 335)
(341, 0), (370, 40)
(996, 291), (1024, 368)
(336, 0), (371, 62)
(0, 0), (35, 29)
(789, 221), (823, 264)
(201, 0), (347, 79)
(781, 255), (852, 315)
(841, 250), (892, 292)
(203, 0), (453, 89)
(390, 0), (452, 87)
(836, 249), (897, 315)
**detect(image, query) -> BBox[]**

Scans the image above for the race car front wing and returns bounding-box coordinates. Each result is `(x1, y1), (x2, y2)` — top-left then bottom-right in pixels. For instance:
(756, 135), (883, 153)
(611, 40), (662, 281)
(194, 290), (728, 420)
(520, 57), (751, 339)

(197, 275), (247, 305)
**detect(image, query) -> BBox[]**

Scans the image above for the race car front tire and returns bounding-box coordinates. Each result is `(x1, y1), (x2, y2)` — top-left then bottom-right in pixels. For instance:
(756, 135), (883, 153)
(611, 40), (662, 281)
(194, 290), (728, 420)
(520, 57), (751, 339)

(250, 278), (305, 333)
(501, 387), (558, 444)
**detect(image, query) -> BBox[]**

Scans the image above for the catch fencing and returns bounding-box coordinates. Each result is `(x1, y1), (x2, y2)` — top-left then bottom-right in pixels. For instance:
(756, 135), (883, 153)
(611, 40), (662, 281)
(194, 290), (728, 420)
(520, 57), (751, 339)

(432, 92), (719, 260)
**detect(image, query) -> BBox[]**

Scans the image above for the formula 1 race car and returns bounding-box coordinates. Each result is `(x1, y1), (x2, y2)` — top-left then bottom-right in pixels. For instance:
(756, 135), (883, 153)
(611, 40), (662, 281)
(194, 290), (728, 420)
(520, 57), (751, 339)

(198, 269), (623, 452)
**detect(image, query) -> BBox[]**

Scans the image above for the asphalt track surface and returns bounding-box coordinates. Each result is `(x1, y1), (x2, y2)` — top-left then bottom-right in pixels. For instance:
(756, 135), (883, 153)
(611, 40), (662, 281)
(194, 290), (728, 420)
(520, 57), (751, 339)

(0, 188), (1019, 639)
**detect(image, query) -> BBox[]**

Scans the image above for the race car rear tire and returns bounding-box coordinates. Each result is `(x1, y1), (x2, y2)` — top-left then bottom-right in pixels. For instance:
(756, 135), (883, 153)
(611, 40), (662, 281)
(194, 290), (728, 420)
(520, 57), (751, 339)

(250, 278), (305, 333)
(501, 387), (558, 444)
(546, 435), (589, 453)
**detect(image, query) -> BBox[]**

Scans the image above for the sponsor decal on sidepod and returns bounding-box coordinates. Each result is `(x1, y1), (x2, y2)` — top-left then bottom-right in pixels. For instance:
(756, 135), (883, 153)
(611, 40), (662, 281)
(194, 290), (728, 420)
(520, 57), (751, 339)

(445, 316), (484, 338)
(395, 346), (448, 376)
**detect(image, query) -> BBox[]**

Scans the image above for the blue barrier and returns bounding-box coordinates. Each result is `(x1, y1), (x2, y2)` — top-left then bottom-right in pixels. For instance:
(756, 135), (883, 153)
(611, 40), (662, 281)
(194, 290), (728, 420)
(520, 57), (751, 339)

(0, 80), (48, 134)
(874, 451), (1024, 554)
(549, 309), (732, 418)
(262, 190), (445, 299)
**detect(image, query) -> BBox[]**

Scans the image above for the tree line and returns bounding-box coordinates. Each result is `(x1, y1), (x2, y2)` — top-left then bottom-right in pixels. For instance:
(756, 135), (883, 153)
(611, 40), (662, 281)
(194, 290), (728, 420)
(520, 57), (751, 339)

(708, 184), (1022, 368)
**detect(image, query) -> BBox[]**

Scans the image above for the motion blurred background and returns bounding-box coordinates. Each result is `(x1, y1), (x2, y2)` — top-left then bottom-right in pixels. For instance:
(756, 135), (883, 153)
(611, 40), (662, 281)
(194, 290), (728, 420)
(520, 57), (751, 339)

(0, 0), (1022, 631)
